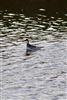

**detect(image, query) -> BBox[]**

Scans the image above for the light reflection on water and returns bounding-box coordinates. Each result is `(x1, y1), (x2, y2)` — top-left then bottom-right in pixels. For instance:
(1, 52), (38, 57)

(0, 9), (67, 100)
(0, 9), (67, 42)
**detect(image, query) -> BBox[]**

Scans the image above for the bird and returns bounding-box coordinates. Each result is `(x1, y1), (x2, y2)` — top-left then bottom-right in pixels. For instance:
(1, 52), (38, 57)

(25, 39), (43, 56)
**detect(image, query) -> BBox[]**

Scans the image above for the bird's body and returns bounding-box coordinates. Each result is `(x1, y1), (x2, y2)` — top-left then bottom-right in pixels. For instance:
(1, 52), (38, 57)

(25, 39), (43, 56)
(27, 42), (37, 50)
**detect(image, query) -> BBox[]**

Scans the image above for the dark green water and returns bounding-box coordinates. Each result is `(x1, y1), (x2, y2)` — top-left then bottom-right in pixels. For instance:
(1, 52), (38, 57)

(0, 9), (67, 43)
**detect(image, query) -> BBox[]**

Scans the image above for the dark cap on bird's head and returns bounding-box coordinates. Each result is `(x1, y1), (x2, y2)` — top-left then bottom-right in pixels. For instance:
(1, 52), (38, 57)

(25, 39), (29, 41)
(25, 39), (29, 44)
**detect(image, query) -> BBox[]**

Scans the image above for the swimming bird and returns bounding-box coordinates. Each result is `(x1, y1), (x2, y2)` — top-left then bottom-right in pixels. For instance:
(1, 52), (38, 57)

(25, 39), (43, 55)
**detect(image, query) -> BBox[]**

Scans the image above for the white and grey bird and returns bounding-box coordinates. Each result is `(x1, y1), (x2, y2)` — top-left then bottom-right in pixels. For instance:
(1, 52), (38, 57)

(25, 39), (43, 55)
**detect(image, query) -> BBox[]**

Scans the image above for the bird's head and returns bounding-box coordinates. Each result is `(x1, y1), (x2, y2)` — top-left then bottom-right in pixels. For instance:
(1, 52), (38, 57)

(25, 39), (29, 44)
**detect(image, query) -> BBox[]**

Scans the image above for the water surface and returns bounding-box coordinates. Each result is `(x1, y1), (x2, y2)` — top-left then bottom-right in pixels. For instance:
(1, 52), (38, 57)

(0, 9), (67, 100)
